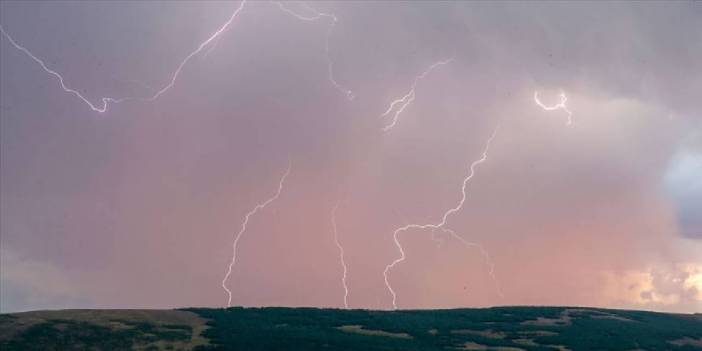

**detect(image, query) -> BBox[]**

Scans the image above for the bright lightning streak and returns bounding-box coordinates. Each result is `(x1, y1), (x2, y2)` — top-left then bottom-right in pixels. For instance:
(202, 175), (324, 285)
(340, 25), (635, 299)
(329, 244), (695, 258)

(0, 25), (124, 113)
(383, 126), (500, 310)
(273, 1), (354, 100)
(221, 159), (292, 307)
(331, 200), (350, 309)
(0, 0), (247, 113)
(380, 58), (454, 132)
(533, 90), (573, 125)
(146, 1), (247, 103)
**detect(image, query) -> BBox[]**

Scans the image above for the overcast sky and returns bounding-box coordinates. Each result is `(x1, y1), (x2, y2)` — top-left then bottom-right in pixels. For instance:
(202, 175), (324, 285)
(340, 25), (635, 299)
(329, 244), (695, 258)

(1, 1), (700, 313)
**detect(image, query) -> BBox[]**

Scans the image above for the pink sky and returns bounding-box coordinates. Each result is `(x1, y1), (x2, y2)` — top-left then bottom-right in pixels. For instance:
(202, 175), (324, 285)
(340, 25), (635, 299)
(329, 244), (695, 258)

(1, 1), (700, 313)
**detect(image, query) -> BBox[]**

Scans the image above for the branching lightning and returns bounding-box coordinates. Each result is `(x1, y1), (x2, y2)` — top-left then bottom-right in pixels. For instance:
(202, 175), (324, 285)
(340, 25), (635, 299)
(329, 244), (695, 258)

(0, 1), (247, 113)
(331, 200), (350, 309)
(380, 58), (454, 132)
(221, 159), (292, 307)
(533, 90), (573, 125)
(1, 0), (360, 112)
(383, 126), (501, 309)
(439, 227), (503, 298)
(0, 1), (592, 312)
(273, 1), (354, 100)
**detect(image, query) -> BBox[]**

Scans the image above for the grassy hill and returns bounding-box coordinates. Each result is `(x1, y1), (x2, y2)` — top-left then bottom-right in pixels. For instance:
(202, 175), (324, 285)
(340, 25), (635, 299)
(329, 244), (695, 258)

(1, 306), (700, 350)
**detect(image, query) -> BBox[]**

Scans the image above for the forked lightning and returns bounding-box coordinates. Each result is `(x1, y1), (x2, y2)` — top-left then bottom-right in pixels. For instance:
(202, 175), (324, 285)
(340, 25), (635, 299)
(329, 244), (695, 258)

(383, 126), (501, 309)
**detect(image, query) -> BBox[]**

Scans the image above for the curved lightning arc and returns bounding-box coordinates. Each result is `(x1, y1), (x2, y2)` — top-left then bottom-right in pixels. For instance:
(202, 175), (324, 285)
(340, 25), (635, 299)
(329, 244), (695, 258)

(533, 91), (573, 125)
(380, 58), (454, 132)
(222, 160), (292, 307)
(331, 200), (350, 309)
(274, 1), (354, 100)
(383, 126), (502, 310)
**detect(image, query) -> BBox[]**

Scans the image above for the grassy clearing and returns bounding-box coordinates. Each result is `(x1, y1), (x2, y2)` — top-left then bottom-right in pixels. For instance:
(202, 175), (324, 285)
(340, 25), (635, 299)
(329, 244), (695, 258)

(337, 324), (413, 339)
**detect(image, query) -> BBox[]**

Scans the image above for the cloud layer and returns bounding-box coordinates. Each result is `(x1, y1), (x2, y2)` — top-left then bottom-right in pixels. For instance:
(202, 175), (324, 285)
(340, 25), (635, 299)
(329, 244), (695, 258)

(1, 1), (700, 313)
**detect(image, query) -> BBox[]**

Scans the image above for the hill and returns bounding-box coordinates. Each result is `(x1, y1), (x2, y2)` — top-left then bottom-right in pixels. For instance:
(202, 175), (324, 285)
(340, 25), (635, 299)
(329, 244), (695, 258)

(1, 306), (700, 350)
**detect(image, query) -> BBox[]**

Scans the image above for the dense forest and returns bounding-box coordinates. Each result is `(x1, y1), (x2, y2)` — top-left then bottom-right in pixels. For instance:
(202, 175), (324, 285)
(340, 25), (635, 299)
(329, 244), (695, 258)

(2, 306), (701, 350)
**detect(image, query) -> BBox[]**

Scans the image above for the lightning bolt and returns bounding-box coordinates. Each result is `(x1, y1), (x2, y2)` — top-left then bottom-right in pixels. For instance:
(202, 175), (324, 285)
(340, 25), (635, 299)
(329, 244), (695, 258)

(0, 1), (247, 113)
(380, 58), (454, 132)
(221, 159), (291, 307)
(273, 1), (354, 100)
(439, 227), (503, 298)
(0, 24), (125, 113)
(1, 0), (358, 112)
(533, 90), (573, 125)
(331, 200), (350, 309)
(383, 126), (501, 310)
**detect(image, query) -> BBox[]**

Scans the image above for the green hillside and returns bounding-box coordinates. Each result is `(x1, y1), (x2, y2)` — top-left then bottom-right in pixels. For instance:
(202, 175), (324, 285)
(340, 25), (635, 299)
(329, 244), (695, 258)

(1, 306), (700, 350)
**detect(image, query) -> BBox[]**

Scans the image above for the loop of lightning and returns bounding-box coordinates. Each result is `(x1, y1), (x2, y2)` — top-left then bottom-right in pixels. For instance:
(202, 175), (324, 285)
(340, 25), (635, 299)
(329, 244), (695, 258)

(534, 91), (573, 125)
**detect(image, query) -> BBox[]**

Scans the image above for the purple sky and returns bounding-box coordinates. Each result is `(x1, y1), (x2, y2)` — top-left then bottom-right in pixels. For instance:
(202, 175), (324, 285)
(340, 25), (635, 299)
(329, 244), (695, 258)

(1, 1), (700, 313)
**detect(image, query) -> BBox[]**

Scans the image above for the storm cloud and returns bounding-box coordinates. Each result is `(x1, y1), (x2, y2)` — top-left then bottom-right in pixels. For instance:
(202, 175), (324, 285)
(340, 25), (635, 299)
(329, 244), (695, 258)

(1, 1), (700, 313)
